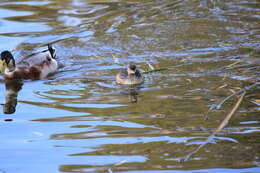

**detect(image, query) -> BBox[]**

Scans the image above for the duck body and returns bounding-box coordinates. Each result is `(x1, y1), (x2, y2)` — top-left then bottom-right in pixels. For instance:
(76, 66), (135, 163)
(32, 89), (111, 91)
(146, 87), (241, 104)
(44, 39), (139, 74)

(0, 44), (58, 80)
(116, 64), (144, 85)
(3, 59), (58, 80)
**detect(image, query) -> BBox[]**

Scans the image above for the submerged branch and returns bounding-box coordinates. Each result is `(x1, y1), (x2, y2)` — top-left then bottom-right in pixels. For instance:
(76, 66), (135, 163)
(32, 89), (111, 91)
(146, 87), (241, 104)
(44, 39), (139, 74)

(204, 82), (259, 120)
(182, 91), (246, 162)
(207, 61), (241, 75)
(225, 63), (260, 70)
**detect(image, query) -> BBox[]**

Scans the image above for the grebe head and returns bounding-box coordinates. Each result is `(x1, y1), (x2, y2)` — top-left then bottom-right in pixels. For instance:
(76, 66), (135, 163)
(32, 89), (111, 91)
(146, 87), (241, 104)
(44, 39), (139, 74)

(127, 64), (137, 75)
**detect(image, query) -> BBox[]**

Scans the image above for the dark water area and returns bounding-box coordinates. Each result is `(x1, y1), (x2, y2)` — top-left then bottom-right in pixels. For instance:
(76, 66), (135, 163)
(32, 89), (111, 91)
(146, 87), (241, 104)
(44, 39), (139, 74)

(0, 0), (260, 172)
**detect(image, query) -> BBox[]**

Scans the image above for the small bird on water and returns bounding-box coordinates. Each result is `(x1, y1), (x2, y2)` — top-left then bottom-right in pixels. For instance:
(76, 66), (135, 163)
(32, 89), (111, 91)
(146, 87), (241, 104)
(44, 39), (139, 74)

(116, 64), (144, 85)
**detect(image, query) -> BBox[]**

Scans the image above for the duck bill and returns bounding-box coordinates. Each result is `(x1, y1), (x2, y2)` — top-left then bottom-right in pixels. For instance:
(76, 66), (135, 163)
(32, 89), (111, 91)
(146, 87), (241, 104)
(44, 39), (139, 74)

(0, 59), (6, 73)
(127, 68), (136, 75)
(129, 71), (135, 75)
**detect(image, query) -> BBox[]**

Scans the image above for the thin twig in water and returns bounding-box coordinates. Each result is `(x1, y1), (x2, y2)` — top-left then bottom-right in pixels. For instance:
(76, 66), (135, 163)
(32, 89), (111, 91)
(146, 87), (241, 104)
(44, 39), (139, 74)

(142, 66), (169, 74)
(226, 63), (260, 70)
(182, 91), (246, 162)
(107, 160), (128, 173)
(225, 61), (241, 68)
(146, 62), (155, 70)
(142, 63), (190, 74)
(204, 82), (259, 120)
(108, 168), (113, 173)
(207, 61), (241, 75)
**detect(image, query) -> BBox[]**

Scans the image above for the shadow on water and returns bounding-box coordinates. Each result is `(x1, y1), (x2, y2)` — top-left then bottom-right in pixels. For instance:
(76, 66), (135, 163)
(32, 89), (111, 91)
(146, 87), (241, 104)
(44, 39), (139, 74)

(0, 0), (260, 173)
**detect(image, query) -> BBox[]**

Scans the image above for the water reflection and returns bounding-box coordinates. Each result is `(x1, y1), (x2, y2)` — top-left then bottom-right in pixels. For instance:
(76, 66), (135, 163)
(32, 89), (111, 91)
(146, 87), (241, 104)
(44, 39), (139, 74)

(3, 79), (23, 114)
(119, 85), (142, 103)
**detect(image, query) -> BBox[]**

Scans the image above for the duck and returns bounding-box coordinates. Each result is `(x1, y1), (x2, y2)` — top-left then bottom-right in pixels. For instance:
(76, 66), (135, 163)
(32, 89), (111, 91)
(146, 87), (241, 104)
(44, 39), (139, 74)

(0, 44), (58, 80)
(116, 64), (144, 85)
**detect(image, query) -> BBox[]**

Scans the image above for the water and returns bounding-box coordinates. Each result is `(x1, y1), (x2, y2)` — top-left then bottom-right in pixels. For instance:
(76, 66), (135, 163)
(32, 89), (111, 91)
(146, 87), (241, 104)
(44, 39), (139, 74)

(0, 0), (259, 172)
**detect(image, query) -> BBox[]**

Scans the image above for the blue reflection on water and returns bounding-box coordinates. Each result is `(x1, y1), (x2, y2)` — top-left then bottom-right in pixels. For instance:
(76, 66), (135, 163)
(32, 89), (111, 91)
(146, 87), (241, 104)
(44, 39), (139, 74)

(63, 103), (126, 108)
(0, 20), (51, 34)
(0, 9), (32, 18)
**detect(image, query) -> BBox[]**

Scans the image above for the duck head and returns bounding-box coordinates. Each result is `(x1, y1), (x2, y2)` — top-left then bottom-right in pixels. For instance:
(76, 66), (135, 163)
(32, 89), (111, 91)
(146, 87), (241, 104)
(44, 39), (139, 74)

(48, 44), (56, 59)
(0, 51), (16, 73)
(127, 64), (137, 76)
